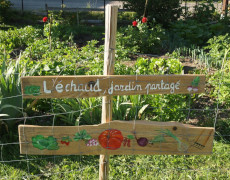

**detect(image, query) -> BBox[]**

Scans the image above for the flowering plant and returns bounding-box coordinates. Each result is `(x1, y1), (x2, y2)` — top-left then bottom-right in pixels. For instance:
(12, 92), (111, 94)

(142, 17), (147, 23)
(43, 17), (48, 23)
(116, 18), (166, 55)
(132, 21), (138, 27)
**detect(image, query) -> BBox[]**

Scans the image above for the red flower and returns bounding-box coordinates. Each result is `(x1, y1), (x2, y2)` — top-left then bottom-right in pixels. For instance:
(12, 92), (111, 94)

(43, 17), (48, 22)
(142, 17), (147, 23)
(132, 21), (138, 27)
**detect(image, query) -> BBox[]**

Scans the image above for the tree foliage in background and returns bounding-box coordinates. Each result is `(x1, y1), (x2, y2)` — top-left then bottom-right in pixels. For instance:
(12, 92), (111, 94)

(124, 0), (182, 27)
(0, 0), (12, 22)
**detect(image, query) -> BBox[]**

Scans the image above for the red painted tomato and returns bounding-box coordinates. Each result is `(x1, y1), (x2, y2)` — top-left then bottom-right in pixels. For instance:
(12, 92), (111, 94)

(98, 129), (123, 150)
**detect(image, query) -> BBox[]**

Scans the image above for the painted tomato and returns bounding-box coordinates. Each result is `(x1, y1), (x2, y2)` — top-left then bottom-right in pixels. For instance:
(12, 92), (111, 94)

(98, 129), (123, 150)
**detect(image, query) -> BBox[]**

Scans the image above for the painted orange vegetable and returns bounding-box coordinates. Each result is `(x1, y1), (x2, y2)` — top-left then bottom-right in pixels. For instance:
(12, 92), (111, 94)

(98, 129), (123, 150)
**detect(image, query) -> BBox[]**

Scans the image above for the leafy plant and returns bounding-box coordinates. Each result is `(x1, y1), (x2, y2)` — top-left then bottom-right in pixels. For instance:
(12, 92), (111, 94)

(208, 71), (230, 106)
(204, 34), (230, 69)
(135, 57), (183, 75)
(117, 19), (166, 54)
(0, 53), (23, 131)
(192, 0), (218, 22)
(124, 0), (182, 27)
(170, 20), (212, 47)
(0, 0), (12, 22)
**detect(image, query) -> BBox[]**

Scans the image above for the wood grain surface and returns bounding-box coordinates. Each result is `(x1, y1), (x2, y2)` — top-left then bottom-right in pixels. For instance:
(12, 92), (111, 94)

(21, 75), (205, 99)
(19, 120), (214, 155)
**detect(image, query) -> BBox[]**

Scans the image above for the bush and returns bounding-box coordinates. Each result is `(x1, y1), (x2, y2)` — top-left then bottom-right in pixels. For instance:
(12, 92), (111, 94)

(124, 0), (182, 27)
(0, 0), (12, 22)
(204, 34), (230, 69)
(117, 19), (166, 55)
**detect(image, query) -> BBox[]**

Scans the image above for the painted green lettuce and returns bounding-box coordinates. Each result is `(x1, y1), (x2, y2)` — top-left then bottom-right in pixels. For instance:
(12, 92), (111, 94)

(25, 85), (40, 96)
(74, 130), (92, 142)
(32, 135), (59, 150)
(191, 77), (200, 87)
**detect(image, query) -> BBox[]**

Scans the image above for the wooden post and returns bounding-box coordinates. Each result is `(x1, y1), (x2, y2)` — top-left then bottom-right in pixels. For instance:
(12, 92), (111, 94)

(99, 5), (118, 180)
(222, 0), (229, 17)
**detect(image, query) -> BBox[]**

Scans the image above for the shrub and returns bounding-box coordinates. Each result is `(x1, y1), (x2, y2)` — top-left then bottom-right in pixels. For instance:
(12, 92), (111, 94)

(117, 19), (166, 55)
(0, 0), (12, 22)
(124, 0), (182, 27)
(192, 1), (219, 22)
(204, 34), (230, 69)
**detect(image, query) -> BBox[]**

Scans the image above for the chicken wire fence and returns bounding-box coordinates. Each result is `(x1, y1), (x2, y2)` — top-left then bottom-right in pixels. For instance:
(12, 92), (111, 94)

(0, 48), (230, 179)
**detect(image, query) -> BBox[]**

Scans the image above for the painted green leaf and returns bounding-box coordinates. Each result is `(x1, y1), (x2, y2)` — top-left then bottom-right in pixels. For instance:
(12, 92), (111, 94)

(191, 77), (200, 87)
(74, 130), (92, 141)
(127, 135), (135, 140)
(25, 85), (40, 96)
(149, 135), (166, 144)
(61, 136), (72, 142)
(32, 135), (59, 150)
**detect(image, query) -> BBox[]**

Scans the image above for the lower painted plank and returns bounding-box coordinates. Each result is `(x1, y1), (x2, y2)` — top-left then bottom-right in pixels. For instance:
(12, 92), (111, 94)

(18, 121), (214, 155)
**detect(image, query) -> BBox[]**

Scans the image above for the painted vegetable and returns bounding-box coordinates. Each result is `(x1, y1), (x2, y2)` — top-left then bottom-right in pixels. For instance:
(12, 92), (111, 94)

(149, 135), (166, 144)
(188, 77), (200, 92)
(32, 135), (59, 150)
(61, 136), (72, 146)
(160, 129), (189, 152)
(74, 130), (92, 142)
(123, 135), (135, 147)
(86, 139), (99, 146)
(98, 129), (123, 150)
(25, 85), (40, 96)
(123, 138), (131, 147)
(133, 132), (148, 147)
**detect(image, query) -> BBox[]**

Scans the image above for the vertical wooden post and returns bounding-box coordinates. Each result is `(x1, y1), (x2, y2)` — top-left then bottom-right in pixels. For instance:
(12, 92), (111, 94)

(222, 0), (229, 17)
(99, 5), (118, 180)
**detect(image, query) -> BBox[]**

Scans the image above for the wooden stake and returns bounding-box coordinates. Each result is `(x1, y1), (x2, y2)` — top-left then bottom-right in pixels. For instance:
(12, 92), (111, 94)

(99, 5), (118, 180)
(222, 0), (229, 17)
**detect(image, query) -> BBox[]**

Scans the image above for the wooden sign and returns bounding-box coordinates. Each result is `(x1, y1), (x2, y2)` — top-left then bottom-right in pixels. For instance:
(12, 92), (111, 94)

(21, 75), (205, 99)
(19, 121), (214, 155)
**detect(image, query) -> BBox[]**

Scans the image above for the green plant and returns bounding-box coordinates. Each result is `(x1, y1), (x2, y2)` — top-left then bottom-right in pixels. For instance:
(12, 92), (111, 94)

(124, 0), (182, 27)
(0, 26), (42, 54)
(170, 20), (212, 47)
(117, 19), (166, 54)
(204, 34), (230, 69)
(0, 53), (23, 133)
(192, 0), (218, 22)
(135, 57), (183, 75)
(208, 71), (230, 106)
(0, 0), (12, 22)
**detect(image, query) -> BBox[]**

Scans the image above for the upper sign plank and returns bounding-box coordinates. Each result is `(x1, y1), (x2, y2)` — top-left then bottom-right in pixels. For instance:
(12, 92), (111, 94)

(21, 75), (205, 99)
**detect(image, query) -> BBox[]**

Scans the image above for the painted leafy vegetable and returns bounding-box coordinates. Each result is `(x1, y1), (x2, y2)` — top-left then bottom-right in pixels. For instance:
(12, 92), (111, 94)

(160, 129), (189, 152)
(191, 77), (200, 87)
(74, 130), (92, 142)
(32, 135), (59, 150)
(149, 135), (166, 144)
(25, 85), (40, 96)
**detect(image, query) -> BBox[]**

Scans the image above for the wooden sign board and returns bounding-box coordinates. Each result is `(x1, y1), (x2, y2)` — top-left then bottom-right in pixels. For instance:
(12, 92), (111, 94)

(21, 75), (205, 99)
(19, 121), (214, 155)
